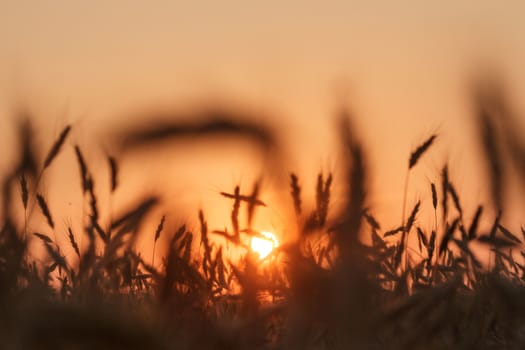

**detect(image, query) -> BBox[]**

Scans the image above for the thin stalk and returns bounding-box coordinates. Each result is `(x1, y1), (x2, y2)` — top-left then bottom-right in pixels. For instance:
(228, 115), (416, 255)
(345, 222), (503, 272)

(152, 240), (157, 266)
(401, 170), (410, 271)
(23, 208), (28, 239)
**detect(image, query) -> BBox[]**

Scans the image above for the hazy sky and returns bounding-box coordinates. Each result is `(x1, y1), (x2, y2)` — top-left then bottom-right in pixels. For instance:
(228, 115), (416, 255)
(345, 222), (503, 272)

(2, 1), (525, 242)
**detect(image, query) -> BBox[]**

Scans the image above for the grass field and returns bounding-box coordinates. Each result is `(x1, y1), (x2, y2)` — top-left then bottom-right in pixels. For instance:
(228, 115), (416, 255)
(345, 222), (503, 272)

(2, 84), (525, 349)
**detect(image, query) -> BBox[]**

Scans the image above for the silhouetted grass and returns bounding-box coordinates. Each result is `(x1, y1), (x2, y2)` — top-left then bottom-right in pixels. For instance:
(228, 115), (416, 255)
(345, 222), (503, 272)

(1, 89), (525, 349)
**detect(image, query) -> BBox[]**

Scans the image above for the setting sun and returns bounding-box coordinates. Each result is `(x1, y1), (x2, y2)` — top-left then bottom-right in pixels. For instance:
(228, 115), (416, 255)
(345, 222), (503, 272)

(250, 231), (279, 259)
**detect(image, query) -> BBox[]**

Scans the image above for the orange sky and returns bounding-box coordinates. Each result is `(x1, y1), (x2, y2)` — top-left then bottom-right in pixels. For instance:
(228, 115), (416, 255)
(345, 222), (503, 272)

(2, 1), (525, 254)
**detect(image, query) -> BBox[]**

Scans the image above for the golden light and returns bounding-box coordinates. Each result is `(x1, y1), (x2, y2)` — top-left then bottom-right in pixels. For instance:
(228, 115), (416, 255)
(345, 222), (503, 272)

(250, 231), (279, 259)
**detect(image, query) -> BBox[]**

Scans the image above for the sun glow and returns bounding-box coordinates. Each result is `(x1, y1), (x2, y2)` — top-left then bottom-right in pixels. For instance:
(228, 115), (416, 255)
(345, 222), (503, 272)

(250, 231), (279, 259)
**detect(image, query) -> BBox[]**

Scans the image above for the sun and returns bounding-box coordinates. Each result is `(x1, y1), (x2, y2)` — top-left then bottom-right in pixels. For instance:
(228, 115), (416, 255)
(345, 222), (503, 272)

(250, 231), (279, 259)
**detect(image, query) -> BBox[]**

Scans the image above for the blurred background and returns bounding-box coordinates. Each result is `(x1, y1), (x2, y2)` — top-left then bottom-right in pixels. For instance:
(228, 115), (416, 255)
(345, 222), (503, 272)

(1, 1), (525, 248)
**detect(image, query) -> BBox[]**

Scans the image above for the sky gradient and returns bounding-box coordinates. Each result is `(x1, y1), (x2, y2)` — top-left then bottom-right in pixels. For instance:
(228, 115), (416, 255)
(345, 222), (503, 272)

(2, 1), (525, 245)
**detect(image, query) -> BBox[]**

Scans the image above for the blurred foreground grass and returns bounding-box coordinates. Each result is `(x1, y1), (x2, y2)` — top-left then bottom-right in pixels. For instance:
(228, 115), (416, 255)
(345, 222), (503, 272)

(2, 83), (525, 349)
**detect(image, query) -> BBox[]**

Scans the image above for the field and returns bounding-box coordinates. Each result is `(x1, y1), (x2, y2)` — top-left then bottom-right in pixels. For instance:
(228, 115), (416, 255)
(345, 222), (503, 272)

(2, 85), (525, 349)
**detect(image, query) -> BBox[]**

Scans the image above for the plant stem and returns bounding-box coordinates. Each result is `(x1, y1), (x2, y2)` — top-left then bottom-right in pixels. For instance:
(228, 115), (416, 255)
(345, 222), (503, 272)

(401, 170), (410, 271)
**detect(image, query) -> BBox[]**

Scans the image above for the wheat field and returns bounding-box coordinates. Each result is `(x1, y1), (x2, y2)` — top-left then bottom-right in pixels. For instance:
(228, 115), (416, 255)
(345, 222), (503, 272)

(1, 84), (525, 349)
